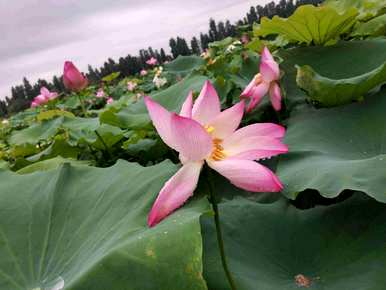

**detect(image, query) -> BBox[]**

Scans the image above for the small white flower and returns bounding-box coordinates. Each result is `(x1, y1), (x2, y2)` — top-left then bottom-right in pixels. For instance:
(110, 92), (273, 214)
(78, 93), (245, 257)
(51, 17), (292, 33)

(153, 76), (167, 89)
(1, 119), (9, 125)
(226, 44), (237, 53)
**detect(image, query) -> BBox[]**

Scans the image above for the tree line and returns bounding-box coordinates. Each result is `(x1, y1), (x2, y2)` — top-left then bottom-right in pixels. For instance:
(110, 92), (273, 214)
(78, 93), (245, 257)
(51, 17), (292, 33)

(0, 0), (322, 117)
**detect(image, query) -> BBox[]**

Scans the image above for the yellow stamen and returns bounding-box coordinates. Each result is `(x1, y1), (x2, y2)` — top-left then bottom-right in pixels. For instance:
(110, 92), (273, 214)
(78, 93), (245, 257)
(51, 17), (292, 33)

(210, 138), (226, 161)
(255, 73), (262, 85)
(205, 125), (215, 134)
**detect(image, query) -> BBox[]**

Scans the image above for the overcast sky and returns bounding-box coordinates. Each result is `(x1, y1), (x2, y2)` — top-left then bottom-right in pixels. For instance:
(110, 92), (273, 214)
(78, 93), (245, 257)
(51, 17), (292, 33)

(0, 0), (272, 99)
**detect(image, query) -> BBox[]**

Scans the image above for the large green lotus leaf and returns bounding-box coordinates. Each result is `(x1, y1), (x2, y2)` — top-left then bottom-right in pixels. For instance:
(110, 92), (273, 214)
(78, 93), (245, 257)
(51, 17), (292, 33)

(324, 0), (386, 21)
(25, 137), (79, 163)
(296, 61), (386, 107)
(100, 73), (207, 129)
(8, 117), (100, 147)
(279, 39), (386, 108)
(352, 14), (386, 37)
(164, 55), (205, 77)
(276, 89), (386, 202)
(17, 156), (91, 174)
(0, 160), (210, 290)
(8, 117), (64, 146)
(202, 193), (386, 290)
(255, 5), (358, 45)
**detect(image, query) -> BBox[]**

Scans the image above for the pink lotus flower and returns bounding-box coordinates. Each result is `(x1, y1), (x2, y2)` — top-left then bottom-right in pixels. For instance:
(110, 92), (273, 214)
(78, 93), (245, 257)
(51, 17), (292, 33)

(241, 34), (250, 44)
(107, 97), (113, 104)
(96, 88), (105, 98)
(31, 87), (58, 108)
(140, 69), (148, 76)
(63, 61), (88, 92)
(127, 81), (137, 91)
(31, 101), (39, 108)
(145, 80), (288, 227)
(241, 47), (282, 112)
(146, 57), (158, 66)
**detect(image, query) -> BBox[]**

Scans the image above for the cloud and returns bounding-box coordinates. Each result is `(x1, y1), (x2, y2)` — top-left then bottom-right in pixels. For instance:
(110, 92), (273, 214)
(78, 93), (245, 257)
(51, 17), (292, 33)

(0, 0), (271, 99)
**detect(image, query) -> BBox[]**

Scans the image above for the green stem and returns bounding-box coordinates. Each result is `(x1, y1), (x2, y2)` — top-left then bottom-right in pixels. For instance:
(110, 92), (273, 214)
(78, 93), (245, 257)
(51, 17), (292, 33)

(206, 169), (238, 290)
(94, 130), (111, 159)
(78, 94), (88, 117)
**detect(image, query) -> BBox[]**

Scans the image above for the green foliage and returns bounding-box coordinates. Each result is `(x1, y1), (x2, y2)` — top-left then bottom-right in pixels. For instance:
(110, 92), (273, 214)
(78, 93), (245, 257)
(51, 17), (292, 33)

(0, 161), (210, 290)
(1, 2), (386, 288)
(352, 14), (386, 37)
(324, 0), (386, 21)
(17, 156), (90, 174)
(296, 61), (386, 107)
(277, 89), (386, 203)
(101, 71), (121, 83)
(279, 39), (386, 108)
(164, 55), (205, 77)
(255, 5), (358, 45)
(100, 73), (208, 130)
(203, 193), (386, 290)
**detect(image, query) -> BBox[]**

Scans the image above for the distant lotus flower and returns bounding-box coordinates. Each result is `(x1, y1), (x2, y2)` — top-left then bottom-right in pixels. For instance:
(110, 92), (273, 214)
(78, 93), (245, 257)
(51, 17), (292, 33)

(63, 61), (88, 92)
(31, 87), (58, 108)
(1, 119), (9, 125)
(140, 69), (148, 76)
(145, 80), (288, 226)
(41, 87), (58, 101)
(96, 88), (105, 98)
(107, 97), (113, 104)
(153, 75), (167, 89)
(241, 47), (282, 112)
(241, 34), (250, 44)
(127, 81), (137, 91)
(146, 57), (158, 66)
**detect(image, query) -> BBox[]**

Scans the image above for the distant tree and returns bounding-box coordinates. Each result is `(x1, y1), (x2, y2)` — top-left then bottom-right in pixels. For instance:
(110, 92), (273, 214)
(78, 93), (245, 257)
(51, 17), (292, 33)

(225, 20), (237, 37)
(52, 75), (64, 93)
(217, 21), (227, 39)
(190, 37), (201, 55)
(200, 33), (211, 50)
(247, 6), (259, 24)
(0, 100), (8, 117)
(176, 37), (191, 56)
(208, 18), (219, 41)
(22, 77), (34, 101)
(169, 38), (178, 58)
(160, 48), (168, 62)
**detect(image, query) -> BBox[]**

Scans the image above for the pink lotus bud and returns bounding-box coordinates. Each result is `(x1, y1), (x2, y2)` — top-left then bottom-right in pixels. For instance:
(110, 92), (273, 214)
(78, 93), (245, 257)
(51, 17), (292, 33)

(31, 101), (39, 108)
(146, 57), (158, 66)
(107, 97), (113, 104)
(63, 61), (88, 92)
(140, 69), (148, 76)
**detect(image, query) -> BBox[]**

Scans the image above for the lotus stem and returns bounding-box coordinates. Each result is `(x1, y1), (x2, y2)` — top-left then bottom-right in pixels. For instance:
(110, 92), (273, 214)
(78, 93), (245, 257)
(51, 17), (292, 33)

(206, 169), (238, 290)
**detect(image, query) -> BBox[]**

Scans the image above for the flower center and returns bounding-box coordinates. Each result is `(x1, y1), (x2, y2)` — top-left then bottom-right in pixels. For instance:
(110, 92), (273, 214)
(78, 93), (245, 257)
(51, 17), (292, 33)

(204, 125), (226, 161)
(204, 125), (215, 134)
(211, 138), (226, 161)
(254, 73), (262, 85)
